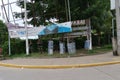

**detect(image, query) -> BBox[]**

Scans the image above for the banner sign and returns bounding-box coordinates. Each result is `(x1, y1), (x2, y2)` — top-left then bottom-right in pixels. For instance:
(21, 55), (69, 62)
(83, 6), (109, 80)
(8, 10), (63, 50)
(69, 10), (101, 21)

(72, 20), (85, 26)
(67, 31), (87, 36)
(72, 26), (88, 31)
(6, 22), (72, 39)
(38, 22), (72, 35)
(6, 23), (44, 39)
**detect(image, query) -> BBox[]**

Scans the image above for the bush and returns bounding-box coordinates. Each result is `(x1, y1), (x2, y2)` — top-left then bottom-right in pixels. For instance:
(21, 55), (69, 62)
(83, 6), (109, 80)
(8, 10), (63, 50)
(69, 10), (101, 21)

(2, 41), (8, 56)
(2, 39), (26, 56)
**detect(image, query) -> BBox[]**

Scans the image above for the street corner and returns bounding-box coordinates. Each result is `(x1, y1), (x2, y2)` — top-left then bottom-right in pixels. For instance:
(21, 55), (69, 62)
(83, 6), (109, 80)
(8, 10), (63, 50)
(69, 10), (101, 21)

(0, 61), (120, 69)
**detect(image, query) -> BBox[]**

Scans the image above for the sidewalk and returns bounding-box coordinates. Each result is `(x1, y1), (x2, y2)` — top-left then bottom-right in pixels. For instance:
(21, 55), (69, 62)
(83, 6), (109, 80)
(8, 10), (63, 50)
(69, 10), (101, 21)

(1, 52), (120, 66)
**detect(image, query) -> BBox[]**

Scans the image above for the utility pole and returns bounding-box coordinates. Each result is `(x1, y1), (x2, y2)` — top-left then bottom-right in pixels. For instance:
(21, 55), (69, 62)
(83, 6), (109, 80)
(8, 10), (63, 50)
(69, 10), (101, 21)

(66, 0), (71, 46)
(115, 0), (120, 55)
(24, 0), (29, 55)
(65, 0), (68, 21)
(88, 19), (92, 50)
(8, 0), (11, 56)
(67, 0), (71, 21)
(87, 2), (92, 50)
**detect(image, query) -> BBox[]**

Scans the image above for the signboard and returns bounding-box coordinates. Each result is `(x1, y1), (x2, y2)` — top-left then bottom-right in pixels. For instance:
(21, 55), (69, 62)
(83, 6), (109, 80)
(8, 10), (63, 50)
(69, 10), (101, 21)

(38, 22), (72, 35)
(72, 20), (86, 26)
(67, 31), (87, 36)
(6, 23), (44, 39)
(6, 22), (72, 39)
(72, 26), (88, 31)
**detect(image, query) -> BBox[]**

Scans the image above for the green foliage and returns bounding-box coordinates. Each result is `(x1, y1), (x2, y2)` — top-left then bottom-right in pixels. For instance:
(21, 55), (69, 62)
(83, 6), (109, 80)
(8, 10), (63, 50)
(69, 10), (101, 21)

(2, 39), (26, 56)
(2, 0), (112, 57)
(0, 20), (26, 56)
(2, 41), (8, 56)
(0, 20), (8, 46)
(74, 37), (87, 49)
(88, 44), (112, 55)
(9, 44), (112, 59)
(0, 20), (8, 56)
(10, 39), (26, 54)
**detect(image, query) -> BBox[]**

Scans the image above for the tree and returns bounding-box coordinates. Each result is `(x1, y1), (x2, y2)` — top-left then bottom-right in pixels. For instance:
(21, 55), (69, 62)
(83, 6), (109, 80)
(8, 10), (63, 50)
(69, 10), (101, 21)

(45, 0), (67, 22)
(0, 20), (8, 46)
(90, 0), (112, 46)
(15, 0), (48, 26)
(15, 0), (112, 46)
(70, 0), (112, 45)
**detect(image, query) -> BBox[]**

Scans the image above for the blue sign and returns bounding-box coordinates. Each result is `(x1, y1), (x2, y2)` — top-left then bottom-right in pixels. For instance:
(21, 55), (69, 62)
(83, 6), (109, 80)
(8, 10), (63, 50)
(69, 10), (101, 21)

(38, 22), (72, 35)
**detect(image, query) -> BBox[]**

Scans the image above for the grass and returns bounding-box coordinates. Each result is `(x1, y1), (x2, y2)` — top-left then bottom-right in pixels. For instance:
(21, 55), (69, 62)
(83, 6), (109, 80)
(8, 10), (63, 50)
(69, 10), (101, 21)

(9, 44), (112, 59)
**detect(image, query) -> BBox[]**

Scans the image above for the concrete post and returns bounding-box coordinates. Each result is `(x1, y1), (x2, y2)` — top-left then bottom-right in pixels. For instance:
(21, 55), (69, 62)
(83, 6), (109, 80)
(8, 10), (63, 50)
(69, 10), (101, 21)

(115, 0), (120, 55)
(24, 0), (29, 55)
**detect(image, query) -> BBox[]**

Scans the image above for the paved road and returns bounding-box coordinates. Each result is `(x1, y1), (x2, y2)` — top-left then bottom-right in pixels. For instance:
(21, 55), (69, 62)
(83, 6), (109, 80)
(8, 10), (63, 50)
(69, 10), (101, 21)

(1, 52), (120, 65)
(0, 64), (120, 80)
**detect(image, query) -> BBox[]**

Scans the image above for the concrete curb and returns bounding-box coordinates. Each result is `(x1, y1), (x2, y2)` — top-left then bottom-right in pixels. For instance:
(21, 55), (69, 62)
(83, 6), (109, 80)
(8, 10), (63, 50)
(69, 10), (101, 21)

(0, 61), (120, 69)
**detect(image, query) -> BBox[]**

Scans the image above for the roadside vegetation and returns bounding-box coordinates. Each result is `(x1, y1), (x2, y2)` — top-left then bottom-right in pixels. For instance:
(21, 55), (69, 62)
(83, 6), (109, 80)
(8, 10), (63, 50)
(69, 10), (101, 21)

(8, 44), (112, 59)
(0, 0), (114, 58)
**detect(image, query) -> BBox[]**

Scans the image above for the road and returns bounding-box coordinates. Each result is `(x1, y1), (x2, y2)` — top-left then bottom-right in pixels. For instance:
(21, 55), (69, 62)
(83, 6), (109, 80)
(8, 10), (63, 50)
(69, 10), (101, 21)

(0, 64), (120, 80)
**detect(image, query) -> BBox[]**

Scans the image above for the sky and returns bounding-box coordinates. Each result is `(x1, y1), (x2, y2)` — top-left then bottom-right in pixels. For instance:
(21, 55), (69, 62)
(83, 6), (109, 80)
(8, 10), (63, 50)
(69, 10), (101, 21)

(110, 0), (115, 10)
(0, 0), (60, 26)
(110, 0), (120, 10)
(0, 0), (32, 27)
(0, 0), (21, 19)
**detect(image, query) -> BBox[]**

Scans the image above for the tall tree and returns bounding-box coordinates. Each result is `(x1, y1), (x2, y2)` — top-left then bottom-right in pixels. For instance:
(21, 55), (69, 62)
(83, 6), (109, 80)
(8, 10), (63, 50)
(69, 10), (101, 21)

(16, 0), (48, 26)
(90, 0), (112, 45)
(0, 20), (8, 46)
(16, 0), (73, 26)
(15, 0), (112, 46)
(45, 0), (66, 22)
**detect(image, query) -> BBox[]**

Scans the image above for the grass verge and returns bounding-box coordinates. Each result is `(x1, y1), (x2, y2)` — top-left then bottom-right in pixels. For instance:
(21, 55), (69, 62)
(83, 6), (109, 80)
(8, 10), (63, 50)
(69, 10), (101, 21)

(8, 44), (112, 59)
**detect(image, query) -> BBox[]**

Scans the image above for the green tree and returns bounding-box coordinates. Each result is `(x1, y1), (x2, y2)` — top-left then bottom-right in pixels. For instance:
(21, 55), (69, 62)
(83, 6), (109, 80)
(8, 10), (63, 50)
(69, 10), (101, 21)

(0, 20), (26, 56)
(90, 0), (112, 46)
(16, 0), (48, 26)
(45, 0), (67, 22)
(0, 20), (8, 46)
(16, 0), (70, 26)
(15, 0), (112, 46)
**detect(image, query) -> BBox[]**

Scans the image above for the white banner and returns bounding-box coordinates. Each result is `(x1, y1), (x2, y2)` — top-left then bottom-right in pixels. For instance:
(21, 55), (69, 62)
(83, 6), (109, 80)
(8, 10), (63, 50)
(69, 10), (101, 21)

(6, 23), (45, 39)
(6, 22), (72, 40)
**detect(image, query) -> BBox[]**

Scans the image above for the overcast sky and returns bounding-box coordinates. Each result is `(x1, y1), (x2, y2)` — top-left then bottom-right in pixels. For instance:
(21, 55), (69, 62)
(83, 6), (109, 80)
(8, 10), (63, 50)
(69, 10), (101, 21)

(0, 0), (32, 26)
(110, 0), (115, 10)
(0, 0), (20, 19)
(0, 0), (56, 27)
